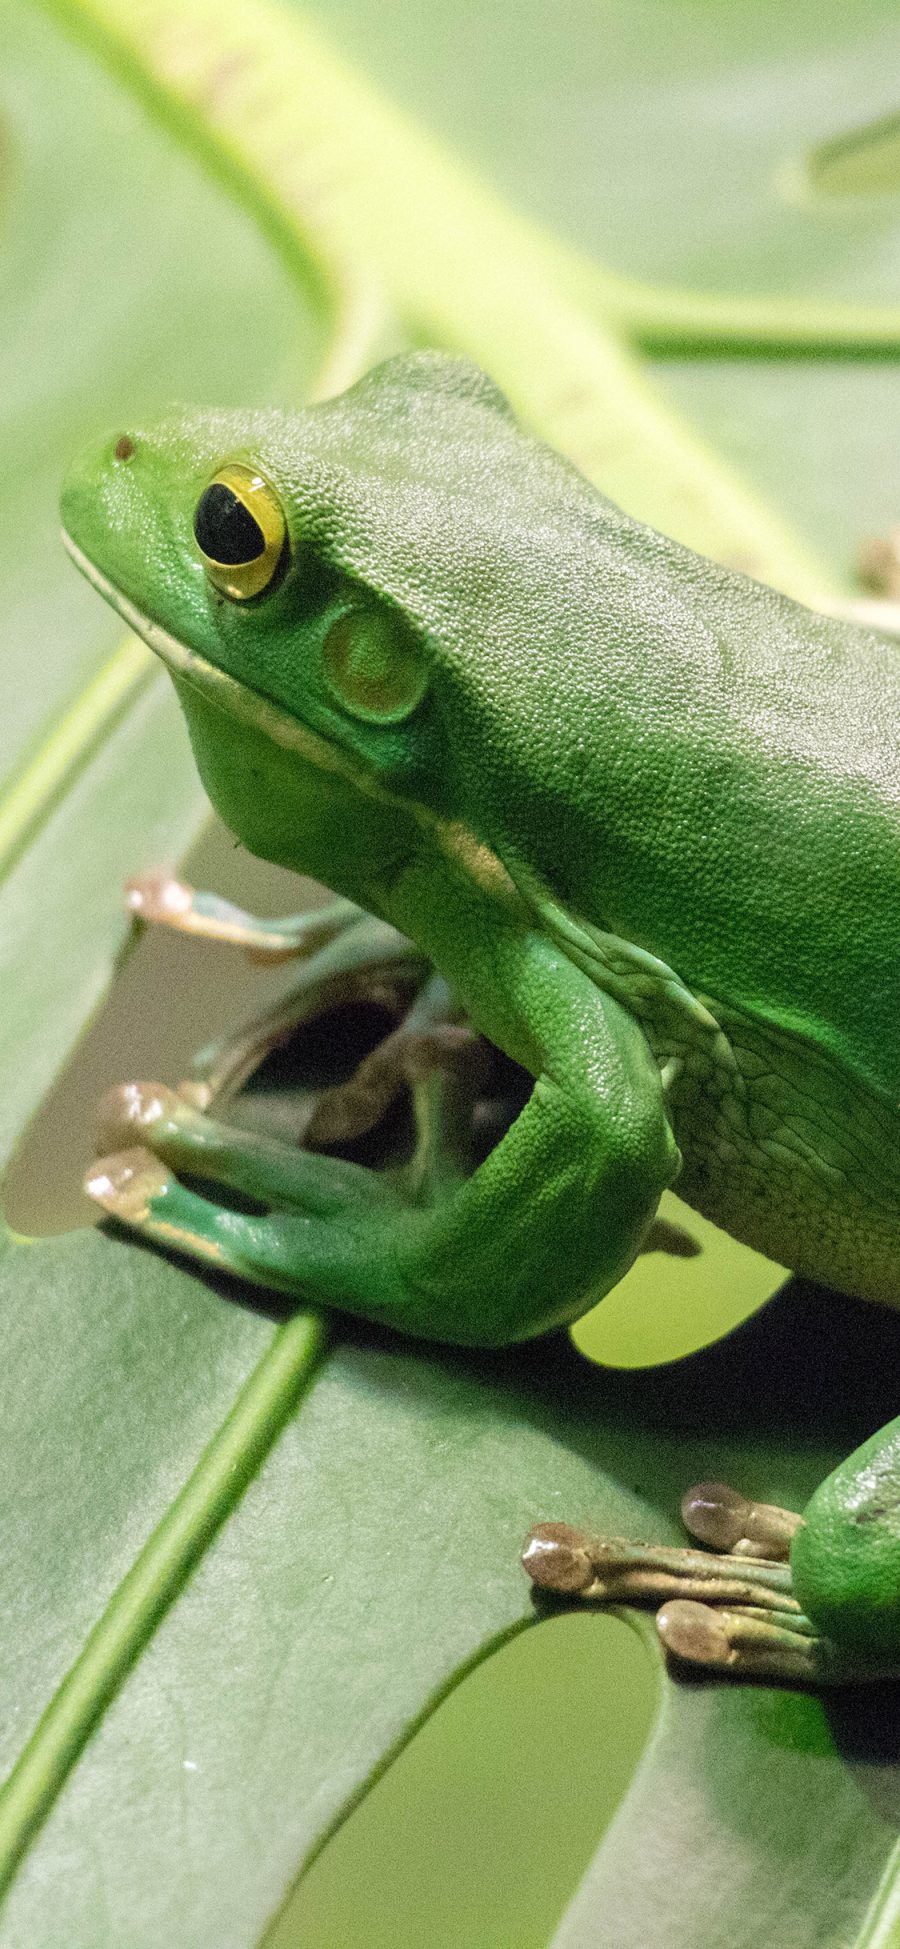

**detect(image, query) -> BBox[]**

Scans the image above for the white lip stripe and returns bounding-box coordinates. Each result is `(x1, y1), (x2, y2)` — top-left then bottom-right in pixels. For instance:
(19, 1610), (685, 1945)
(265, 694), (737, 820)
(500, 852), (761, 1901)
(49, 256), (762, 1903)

(60, 527), (352, 778)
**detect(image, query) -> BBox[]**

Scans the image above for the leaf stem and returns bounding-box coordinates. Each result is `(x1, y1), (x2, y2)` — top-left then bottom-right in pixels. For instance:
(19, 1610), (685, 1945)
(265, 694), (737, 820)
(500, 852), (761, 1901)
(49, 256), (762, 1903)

(0, 1307), (329, 1900)
(38, 0), (389, 403)
(41, 0), (837, 598)
(612, 283), (900, 358)
(0, 634), (154, 885)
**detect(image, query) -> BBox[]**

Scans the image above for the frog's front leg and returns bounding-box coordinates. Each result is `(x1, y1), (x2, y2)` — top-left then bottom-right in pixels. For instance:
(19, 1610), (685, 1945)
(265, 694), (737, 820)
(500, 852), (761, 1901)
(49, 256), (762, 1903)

(126, 871), (363, 963)
(85, 927), (679, 1346)
(525, 1425), (900, 1683)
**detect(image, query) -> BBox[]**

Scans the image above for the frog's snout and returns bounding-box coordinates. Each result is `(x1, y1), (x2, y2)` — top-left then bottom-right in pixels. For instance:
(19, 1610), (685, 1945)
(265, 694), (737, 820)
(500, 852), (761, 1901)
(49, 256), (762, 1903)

(60, 428), (139, 548)
(60, 425), (168, 599)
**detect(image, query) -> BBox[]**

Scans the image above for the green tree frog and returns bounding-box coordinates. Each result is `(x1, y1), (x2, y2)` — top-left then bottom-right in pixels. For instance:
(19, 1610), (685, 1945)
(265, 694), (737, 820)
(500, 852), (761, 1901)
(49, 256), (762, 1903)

(61, 353), (900, 1685)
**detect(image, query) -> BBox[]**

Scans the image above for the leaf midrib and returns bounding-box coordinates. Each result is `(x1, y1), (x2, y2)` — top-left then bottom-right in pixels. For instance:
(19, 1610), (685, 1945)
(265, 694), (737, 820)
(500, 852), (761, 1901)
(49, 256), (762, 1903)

(0, 1305), (329, 1895)
(10, 6), (900, 1943)
(0, 634), (154, 886)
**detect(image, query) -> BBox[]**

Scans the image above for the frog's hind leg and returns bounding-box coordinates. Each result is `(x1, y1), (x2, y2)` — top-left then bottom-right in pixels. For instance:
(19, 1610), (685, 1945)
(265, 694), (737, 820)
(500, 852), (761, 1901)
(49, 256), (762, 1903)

(523, 1475), (900, 1685)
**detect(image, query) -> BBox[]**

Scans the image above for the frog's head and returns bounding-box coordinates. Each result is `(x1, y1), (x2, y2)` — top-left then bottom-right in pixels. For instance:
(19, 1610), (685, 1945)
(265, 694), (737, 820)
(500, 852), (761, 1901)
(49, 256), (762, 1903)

(61, 353), (608, 901)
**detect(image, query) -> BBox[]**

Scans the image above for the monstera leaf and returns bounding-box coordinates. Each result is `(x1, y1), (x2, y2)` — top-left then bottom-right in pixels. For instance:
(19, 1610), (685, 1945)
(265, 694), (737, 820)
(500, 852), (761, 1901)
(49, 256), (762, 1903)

(2, 1), (900, 1943)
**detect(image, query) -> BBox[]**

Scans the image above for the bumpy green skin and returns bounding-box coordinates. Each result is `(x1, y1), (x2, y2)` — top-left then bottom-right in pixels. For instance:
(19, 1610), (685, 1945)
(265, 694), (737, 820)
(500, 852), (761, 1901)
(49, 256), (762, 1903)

(791, 1417), (900, 1661)
(61, 353), (900, 1658)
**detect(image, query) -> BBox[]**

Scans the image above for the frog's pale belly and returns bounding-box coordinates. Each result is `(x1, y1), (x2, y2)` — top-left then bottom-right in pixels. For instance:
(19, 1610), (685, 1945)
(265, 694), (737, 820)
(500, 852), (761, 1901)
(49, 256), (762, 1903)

(656, 1002), (900, 1307)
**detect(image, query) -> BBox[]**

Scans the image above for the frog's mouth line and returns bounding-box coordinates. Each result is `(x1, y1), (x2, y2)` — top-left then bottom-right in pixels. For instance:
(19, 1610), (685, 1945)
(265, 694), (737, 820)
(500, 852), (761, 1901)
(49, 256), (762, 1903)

(61, 528), (367, 789)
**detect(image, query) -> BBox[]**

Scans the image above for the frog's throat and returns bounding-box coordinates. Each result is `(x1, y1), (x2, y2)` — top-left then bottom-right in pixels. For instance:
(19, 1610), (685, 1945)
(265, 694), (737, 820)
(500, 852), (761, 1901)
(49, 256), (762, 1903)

(61, 529), (519, 913)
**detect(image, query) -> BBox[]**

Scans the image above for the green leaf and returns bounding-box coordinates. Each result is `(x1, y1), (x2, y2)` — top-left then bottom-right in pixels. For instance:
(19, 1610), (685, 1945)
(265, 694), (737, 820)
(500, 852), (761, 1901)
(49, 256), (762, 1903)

(806, 109), (900, 198)
(39, 0), (857, 593)
(3, 1), (900, 1944)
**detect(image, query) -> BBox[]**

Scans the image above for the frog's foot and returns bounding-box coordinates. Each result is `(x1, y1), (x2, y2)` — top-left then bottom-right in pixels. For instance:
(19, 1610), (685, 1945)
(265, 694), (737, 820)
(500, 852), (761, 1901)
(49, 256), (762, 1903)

(93, 955), (488, 1216)
(679, 1480), (802, 1558)
(86, 1147), (172, 1227)
(126, 872), (363, 964)
(85, 1143), (295, 1280)
(304, 1018), (482, 1146)
(184, 913), (427, 1109)
(85, 1098), (410, 1309)
(304, 973), (483, 1151)
(523, 1483), (893, 1684)
(86, 904), (497, 1314)
(84, 968), (490, 1313)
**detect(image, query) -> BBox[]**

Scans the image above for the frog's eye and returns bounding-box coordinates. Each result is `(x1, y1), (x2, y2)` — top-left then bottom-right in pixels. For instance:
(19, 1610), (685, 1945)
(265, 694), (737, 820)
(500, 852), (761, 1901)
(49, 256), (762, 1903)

(193, 464), (287, 600)
(322, 606), (429, 724)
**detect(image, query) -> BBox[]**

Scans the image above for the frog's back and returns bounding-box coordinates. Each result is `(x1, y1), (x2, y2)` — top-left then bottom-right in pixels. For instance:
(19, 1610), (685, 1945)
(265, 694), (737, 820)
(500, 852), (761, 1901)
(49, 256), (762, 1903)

(440, 477), (900, 1105)
(599, 540), (900, 1099)
(527, 504), (900, 1300)
(289, 359), (900, 1295)
(319, 370), (900, 1099)
(276, 358), (900, 1100)
(430, 471), (900, 1298)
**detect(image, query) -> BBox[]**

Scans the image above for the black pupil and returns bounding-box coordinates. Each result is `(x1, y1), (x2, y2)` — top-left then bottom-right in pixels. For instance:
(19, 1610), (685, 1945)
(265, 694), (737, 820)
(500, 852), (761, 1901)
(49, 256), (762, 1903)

(194, 483), (265, 565)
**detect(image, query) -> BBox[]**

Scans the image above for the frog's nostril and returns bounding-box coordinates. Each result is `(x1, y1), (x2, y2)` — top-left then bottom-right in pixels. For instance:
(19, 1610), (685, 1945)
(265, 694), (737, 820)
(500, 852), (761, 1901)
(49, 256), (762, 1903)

(113, 434), (136, 462)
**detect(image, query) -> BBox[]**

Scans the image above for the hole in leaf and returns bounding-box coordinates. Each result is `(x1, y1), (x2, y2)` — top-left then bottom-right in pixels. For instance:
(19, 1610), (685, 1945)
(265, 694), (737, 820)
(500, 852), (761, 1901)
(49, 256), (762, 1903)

(802, 110), (900, 197)
(3, 817), (391, 1236)
(264, 1612), (656, 1949)
(571, 1191), (787, 1370)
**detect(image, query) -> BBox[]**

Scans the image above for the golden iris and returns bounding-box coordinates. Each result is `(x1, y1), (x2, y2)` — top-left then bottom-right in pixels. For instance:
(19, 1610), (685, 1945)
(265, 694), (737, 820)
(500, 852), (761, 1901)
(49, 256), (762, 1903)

(193, 464), (287, 600)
